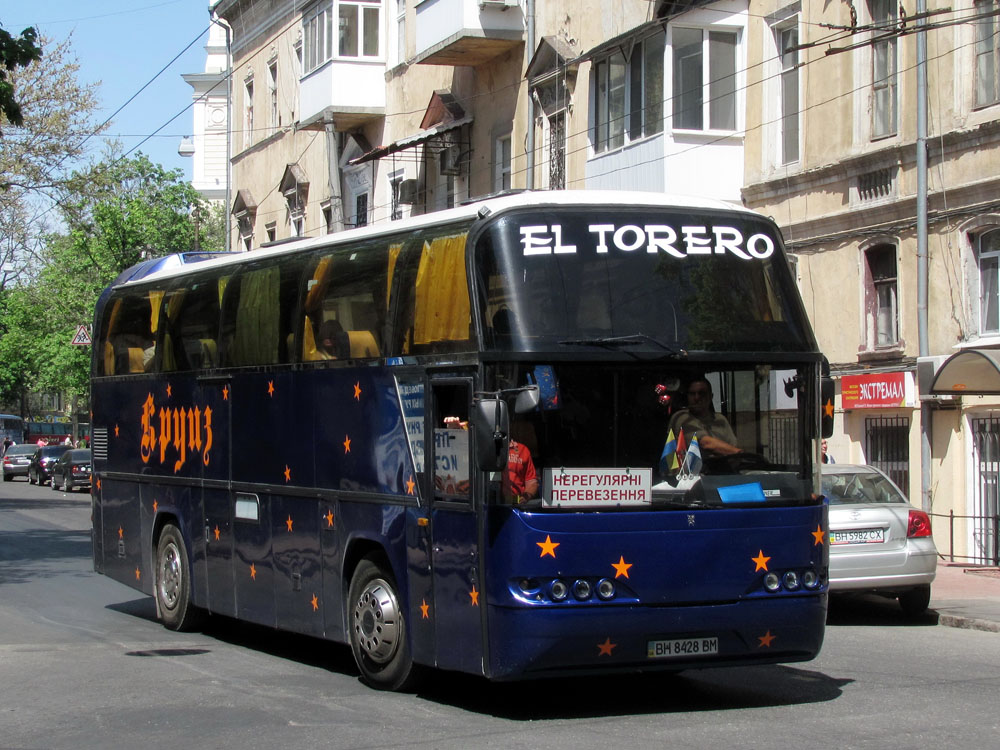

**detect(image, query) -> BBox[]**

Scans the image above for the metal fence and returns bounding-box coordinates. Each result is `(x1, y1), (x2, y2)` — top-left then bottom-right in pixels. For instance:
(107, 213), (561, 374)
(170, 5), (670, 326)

(970, 417), (1000, 565)
(930, 510), (1000, 566)
(865, 415), (910, 493)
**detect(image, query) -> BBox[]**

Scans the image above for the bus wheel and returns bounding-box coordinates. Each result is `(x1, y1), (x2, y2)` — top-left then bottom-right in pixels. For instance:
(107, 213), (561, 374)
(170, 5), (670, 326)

(348, 557), (417, 691)
(155, 524), (205, 632)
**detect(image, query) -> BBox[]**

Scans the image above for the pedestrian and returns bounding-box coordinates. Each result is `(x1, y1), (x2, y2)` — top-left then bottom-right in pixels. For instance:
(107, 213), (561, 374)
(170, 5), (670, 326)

(822, 439), (835, 464)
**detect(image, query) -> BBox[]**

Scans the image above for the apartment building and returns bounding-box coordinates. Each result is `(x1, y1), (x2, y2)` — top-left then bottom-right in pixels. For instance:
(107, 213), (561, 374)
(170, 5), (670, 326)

(744, 1), (1000, 564)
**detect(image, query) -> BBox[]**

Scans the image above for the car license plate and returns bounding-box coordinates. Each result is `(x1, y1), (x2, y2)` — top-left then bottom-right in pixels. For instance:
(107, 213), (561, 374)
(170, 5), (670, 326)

(830, 528), (885, 545)
(647, 637), (719, 659)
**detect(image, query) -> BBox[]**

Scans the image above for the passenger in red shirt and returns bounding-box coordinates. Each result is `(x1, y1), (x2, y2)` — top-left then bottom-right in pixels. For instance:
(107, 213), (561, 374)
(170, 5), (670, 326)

(504, 439), (538, 504)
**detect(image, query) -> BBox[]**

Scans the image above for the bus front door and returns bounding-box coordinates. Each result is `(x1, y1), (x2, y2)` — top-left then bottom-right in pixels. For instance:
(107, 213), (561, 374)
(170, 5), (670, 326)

(428, 380), (484, 675)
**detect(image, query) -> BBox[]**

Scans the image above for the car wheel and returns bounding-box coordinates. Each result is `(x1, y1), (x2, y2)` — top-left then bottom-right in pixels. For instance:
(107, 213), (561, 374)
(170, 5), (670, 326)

(3, 473), (11, 482)
(155, 524), (205, 632)
(899, 584), (932, 617)
(28, 471), (35, 485)
(347, 556), (418, 691)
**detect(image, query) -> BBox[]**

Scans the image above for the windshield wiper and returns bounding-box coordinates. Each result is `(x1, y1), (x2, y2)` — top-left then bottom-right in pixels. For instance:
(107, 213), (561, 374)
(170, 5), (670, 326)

(559, 334), (686, 356)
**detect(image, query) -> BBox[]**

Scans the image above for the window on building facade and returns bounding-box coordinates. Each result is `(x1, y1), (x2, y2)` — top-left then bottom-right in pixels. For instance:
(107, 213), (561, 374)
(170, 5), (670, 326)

(266, 222), (277, 243)
(870, 0), (897, 138)
(244, 78), (254, 148)
(672, 26), (737, 131)
(238, 217), (254, 252)
(304, 2), (334, 72)
(975, 0), (1000, 108)
(548, 112), (566, 189)
(977, 227), (1000, 334)
(395, 0), (406, 66)
(865, 244), (899, 348)
(494, 134), (511, 192)
(268, 60), (278, 135)
(777, 21), (799, 164)
(592, 29), (664, 154)
(354, 193), (369, 227)
(339, 0), (381, 58)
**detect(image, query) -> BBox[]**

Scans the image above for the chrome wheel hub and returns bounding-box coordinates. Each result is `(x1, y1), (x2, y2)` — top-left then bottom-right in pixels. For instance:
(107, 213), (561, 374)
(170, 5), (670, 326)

(352, 579), (400, 664)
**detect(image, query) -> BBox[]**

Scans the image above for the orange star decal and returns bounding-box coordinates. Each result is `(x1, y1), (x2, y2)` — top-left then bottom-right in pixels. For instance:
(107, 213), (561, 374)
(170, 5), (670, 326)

(469, 585), (480, 606)
(420, 599), (430, 619)
(597, 637), (617, 656)
(286, 515), (293, 532)
(135, 567), (141, 581)
(96, 477), (101, 491)
(284, 465), (291, 482)
(406, 475), (416, 495)
(343, 435), (351, 453)
(114, 424), (120, 437)
(214, 525), (221, 541)
(249, 563), (257, 580)
(752, 550), (771, 572)
(118, 526), (123, 540)
(311, 594), (319, 612)
(166, 383), (172, 398)
(758, 630), (776, 648)
(353, 382), (362, 400)
(325, 509), (334, 527)
(537, 535), (560, 558)
(267, 380), (275, 397)
(812, 524), (825, 545)
(223, 385), (229, 401)
(152, 500), (158, 514)
(824, 398), (834, 419)
(612, 555), (632, 579)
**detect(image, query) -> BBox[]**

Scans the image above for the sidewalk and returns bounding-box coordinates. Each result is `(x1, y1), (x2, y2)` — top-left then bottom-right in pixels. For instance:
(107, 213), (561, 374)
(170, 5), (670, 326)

(930, 561), (1000, 633)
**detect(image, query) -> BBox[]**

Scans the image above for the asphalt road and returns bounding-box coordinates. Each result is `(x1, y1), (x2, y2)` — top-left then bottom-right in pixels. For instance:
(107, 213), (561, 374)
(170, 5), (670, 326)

(1, 477), (998, 749)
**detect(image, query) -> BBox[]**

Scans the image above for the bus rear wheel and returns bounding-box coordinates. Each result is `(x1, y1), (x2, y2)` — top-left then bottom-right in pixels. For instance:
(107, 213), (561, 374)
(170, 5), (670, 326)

(348, 557), (417, 691)
(155, 524), (205, 632)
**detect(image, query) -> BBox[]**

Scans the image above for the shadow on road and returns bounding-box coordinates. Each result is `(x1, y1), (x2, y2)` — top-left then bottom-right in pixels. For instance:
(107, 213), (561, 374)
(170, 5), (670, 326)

(826, 592), (938, 627)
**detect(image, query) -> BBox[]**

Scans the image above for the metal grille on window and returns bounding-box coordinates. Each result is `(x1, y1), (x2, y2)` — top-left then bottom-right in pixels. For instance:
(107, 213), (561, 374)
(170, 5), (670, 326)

(864, 416), (909, 492)
(971, 417), (1000, 565)
(549, 112), (565, 190)
(857, 167), (895, 202)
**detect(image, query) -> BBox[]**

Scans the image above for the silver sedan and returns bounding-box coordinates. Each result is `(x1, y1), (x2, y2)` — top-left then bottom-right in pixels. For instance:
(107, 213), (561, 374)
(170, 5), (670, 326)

(821, 464), (938, 616)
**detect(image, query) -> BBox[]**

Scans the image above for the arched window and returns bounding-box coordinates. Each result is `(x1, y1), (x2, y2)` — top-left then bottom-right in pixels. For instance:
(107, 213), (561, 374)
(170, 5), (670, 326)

(864, 243), (898, 348)
(977, 227), (1000, 334)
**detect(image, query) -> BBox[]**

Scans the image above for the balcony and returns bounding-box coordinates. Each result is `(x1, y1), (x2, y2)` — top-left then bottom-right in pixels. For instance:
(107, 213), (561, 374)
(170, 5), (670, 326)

(299, 59), (386, 131)
(414, 0), (524, 67)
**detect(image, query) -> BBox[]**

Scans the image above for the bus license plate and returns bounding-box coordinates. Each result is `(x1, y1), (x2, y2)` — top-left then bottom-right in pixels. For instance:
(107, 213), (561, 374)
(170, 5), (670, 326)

(830, 528), (885, 545)
(647, 637), (719, 659)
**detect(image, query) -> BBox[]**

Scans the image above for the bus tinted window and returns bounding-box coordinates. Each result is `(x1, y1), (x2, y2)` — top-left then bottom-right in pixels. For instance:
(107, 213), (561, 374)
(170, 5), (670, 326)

(98, 287), (161, 375)
(221, 259), (302, 367)
(161, 278), (225, 371)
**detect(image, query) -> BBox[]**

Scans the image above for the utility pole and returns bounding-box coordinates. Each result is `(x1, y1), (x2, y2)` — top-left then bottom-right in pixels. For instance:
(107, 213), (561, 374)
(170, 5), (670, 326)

(916, 0), (931, 513)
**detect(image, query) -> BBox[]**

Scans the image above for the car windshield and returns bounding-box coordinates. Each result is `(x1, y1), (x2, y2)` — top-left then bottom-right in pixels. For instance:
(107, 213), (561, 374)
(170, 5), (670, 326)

(822, 470), (905, 505)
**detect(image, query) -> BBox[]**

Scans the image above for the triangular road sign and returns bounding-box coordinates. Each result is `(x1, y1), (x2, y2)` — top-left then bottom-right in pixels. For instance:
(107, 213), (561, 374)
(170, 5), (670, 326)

(71, 325), (92, 346)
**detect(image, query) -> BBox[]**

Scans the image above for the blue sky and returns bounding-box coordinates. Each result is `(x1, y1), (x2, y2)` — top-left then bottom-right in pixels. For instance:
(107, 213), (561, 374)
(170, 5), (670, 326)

(2, 0), (214, 180)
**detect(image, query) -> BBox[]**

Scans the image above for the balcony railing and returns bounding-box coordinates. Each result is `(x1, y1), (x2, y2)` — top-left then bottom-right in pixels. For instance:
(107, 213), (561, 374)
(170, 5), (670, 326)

(414, 0), (524, 66)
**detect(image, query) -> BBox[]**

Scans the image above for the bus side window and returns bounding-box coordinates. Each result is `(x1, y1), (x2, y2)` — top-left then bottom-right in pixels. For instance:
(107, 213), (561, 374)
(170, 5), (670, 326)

(99, 289), (159, 375)
(221, 258), (303, 367)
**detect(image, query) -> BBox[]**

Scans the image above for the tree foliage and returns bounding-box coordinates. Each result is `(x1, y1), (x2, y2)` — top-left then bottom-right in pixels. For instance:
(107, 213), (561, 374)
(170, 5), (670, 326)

(0, 23), (42, 134)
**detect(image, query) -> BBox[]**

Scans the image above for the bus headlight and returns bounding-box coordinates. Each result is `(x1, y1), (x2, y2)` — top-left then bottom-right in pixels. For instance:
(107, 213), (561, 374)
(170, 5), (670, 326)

(550, 580), (569, 601)
(572, 579), (592, 600)
(783, 571), (801, 591)
(596, 578), (616, 600)
(802, 570), (820, 589)
(764, 572), (781, 592)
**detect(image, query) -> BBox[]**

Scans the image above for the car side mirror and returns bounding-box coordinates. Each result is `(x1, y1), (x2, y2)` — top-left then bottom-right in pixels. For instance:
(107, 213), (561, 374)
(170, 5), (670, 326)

(473, 397), (509, 471)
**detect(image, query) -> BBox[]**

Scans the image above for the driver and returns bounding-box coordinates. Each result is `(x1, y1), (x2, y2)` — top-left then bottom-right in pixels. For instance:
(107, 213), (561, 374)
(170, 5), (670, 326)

(668, 377), (741, 458)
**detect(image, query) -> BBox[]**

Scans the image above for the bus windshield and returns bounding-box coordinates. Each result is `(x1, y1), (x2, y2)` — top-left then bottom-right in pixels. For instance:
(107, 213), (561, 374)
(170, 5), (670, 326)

(476, 208), (812, 353)
(488, 362), (815, 511)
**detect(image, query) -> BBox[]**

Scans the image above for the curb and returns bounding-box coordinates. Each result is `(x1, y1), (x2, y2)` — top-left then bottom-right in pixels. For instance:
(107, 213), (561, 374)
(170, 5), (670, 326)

(936, 614), (1000, 633)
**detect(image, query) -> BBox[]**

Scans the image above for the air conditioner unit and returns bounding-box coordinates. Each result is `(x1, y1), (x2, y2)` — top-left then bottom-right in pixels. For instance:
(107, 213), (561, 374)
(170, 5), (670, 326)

(397, 179), (421, 205)
(439, 144), (463, 176)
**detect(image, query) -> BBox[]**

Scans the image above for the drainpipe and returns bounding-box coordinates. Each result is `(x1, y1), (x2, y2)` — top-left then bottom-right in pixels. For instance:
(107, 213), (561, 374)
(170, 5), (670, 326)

(525, 0), (535, 189)
(916, 0), (931, 513)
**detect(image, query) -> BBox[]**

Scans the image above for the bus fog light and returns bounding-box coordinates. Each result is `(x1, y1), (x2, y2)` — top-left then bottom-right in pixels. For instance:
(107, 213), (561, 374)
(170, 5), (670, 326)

(802, 570), (819, 589)
(572, 579), (592, 600)
(550, 580), (569, 601)
(596, 578), (616, 600)
(783, 571), (800, 591)
(764, 573), (781, 592)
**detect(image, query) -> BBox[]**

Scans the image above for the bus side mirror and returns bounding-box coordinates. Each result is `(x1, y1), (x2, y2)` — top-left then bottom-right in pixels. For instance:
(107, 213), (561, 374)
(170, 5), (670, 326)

(821, 376), (835, 439)
(473, 397), (509, 471)
(514, 385), (540, 414)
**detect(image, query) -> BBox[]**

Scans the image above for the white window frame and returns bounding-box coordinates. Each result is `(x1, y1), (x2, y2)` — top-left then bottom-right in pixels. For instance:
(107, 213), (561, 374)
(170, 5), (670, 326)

(243, 76), (254, 148)
(337, 0), (382, 60)
(670, 25), (739, 133)
(776, 20), (800, 165)
(975, 0), (1000, 109)
(977, 227), (1000, 335)
(494, 133), (511, 192)
(304, 2), (334, 73)
(869, 0), (898, 139)
(268, 60), (278, 135)
(592, 29), (665, 154)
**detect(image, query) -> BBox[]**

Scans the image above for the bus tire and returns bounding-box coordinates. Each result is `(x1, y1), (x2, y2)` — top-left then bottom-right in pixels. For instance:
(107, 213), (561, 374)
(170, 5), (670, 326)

(348, 557), (417, 691)
(155, 524), (205, 632)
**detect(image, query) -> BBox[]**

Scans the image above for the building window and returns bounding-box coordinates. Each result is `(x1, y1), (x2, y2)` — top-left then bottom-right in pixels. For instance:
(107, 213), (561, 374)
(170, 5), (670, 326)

(672, 26), (737, 131)
(548, 112), (566, 189)
(268, 61), (278, 135)
(243, 77), (254, 148)
(977, 228), (1000, 334)
(777, 22), (799, 164)
(494, 134), (511, 192)
(865, 416), (909, 494)
(339, 0), (381, 58)
(238, 217), (254, 252)
(870, 0), (897, 138)
(593, 29), (664, 153)
(395, 0), (406, 66)
(865, 244), (899, 348)
(975, 0), (1000, 108)
(265, 222), (277, 243)
(354, 193), (369, 227)
(304, 2), (334, 72)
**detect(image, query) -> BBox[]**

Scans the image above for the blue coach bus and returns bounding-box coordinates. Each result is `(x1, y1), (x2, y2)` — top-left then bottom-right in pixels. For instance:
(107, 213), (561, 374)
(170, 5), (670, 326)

(91, 191), (833, 690)
(1, 414), (25, 446)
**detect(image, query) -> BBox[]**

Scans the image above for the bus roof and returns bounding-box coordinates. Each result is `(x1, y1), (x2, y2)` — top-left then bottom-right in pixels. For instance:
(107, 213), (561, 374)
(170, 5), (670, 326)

(113, 190), (766, 289)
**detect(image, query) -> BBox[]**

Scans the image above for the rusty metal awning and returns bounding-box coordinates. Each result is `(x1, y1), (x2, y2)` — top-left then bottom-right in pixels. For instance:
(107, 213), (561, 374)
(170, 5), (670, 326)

(929, 349), (1000, 395)
(348, 114), (472, 165)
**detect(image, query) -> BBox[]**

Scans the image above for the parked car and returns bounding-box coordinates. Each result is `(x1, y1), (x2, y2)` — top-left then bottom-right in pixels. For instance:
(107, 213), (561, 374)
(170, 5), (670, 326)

(2, 444), (37, 481)
(821, 464), (938, 616)
(49, 449), (92, 493)
(28, 445), (69, 486)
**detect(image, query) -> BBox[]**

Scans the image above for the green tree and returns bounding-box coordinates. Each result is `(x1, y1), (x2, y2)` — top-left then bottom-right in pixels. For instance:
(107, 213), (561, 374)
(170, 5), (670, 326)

(0, 23), (42, 134)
